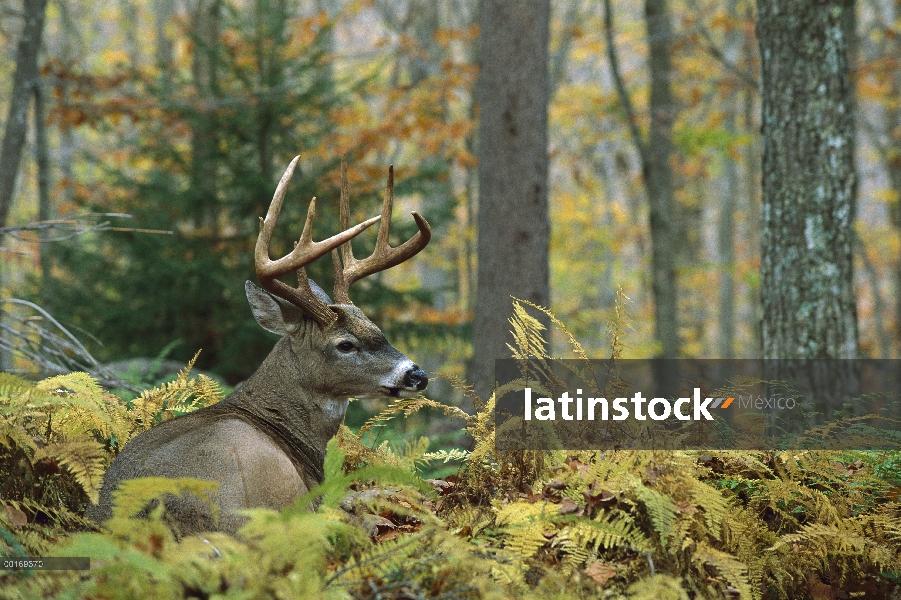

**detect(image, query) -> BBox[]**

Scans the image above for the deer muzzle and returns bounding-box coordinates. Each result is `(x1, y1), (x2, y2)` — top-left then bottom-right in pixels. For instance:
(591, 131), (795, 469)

(380, 362), (428, 398)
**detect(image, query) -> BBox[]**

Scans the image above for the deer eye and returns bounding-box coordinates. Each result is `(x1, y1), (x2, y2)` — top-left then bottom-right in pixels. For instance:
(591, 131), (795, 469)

(336, 341), (356, 353)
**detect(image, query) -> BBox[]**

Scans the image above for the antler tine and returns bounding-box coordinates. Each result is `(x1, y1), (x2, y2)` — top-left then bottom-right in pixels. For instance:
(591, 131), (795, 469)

(256, 156), (381, 327)
(332, 161), (432, 305)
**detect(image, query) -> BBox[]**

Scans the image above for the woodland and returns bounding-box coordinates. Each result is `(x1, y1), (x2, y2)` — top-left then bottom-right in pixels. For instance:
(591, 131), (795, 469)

(0, 0), (900, 598)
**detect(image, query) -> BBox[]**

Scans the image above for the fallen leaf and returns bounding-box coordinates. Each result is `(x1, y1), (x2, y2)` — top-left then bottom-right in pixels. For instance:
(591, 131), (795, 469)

(4, 505), (27, 529)
(584, 560), (616, 586)
(559, 497), (580, 515)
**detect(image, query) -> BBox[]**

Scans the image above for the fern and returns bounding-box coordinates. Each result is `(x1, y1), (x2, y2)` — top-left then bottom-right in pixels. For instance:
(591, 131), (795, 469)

(695, 544), (755, 600)
(128, 351), (223, 434)
(421, 448), (471, 464)
(3, 299), (900, 599)
(357, 396), (469, 437)
(627, 476), (677, 547)
(561, 511), (650, 554)
(33, 439), (107, 505)
(494, 501), (550, 563)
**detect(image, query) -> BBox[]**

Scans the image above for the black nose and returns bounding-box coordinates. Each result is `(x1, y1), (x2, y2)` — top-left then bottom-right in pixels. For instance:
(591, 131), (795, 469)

(404, 366), (428, 391)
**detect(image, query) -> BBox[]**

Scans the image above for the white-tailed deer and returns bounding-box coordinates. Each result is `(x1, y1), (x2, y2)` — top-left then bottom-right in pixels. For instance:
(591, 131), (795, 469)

(86, 157), (430, 535)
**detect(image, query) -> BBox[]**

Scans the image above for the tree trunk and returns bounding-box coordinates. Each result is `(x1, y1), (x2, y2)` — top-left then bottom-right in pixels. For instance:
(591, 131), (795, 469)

(885, 0), (901, 355)
(190, 0), (222, 234)
(757, 0), (858, 359)
(644, 0), (679, 358)
(604, 0), (679, 358)
(0, 0), (49, 230)
(34, 81), (53, 308)
(0, 0), (49, 373)
(155, 0), (175, 96)
(471, 0), (550, 402)
(717, 0), (742, 359)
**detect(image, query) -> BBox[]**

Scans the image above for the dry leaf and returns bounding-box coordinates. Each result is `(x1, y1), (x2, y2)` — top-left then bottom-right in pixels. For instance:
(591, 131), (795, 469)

(584, 560), (616, 586)
(3, 505), (27, 529)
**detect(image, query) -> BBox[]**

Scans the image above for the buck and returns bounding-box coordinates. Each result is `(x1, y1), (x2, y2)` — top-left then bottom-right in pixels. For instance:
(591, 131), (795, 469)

(86, 157), (430, 535)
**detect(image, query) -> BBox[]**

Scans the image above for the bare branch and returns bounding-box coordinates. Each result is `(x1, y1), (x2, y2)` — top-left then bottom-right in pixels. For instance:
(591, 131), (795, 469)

(682, 0), (758, 90)
(603, 0), (649, 167)
(0, 298), (141, 392)
(0, 213), (172, 254)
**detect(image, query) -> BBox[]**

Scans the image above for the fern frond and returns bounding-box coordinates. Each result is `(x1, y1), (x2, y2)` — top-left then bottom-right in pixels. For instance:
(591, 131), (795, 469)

(0, 372), (35, 399)
(494, 501), (549, 562)
(561, 511), (651, 554)
(606, 287), (633, 361)
(0, 416), (38, 452)
(33, 439), (107, 504)
(628, 477), (677, 546)
(685, 477), (732, 533)
(513, 297), (592, 362)
(420, 448), (470, 464)
(358, 397), (469, 436)
(506, 300), (549, 360)
(695, 544), (755, 600)
(770, 522), (896, 569)
(129, 354), (223, 433)
(33, 373), (131, 447)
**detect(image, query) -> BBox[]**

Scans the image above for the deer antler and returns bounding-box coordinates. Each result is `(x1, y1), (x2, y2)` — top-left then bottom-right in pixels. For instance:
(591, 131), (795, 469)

(255, 156), (381, 327)
(332, 157), (431, 305)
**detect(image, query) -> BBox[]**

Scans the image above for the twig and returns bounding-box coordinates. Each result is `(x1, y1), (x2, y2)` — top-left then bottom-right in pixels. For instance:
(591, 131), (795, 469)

(683, 0), (758, 89)
(0, 298), (141, 392)
(0, 213), (172, 249)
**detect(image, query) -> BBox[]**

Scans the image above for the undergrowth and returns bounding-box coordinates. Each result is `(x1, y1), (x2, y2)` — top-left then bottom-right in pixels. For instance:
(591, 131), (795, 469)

(0, 295), (899, 599)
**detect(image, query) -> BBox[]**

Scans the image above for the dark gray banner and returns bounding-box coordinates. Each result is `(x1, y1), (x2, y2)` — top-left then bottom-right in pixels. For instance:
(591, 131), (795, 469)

(493, 359), (901, 450)
(0, 557), (90, 570)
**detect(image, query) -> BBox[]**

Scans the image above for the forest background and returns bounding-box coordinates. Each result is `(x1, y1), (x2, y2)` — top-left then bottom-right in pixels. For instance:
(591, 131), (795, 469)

(0, 0), (898, 397)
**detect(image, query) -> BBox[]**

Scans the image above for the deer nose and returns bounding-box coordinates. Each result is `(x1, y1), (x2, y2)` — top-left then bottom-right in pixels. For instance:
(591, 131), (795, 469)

(404, 366), (428, 391)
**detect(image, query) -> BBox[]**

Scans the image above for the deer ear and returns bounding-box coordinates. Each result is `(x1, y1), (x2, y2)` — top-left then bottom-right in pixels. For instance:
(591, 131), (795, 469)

(245, 281), (306, 335)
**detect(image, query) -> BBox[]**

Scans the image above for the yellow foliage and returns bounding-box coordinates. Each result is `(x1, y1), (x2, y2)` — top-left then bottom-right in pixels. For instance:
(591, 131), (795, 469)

(2, 302), (900, 598)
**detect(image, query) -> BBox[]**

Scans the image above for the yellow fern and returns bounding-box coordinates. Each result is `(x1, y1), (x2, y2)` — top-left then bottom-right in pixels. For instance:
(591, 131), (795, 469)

(494, 501), (550, 563)
(33, 439), (107, 505)
(695, 543), (755, 600)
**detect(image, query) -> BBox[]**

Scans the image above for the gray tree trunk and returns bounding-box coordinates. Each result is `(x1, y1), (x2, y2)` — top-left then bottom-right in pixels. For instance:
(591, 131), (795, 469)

(644, 0), (679, 358)
(604, 0), (679, 358)
(0, 0), (49, 230)
(471, 0), (550, 402)
(34, 81), (52, 308)
(717, 0), (741, 359)
(0, 0), (49, 373)
(757, 0), (858, 359)
(155, 0), (175, 96)
(884, 0), (901, 355)
(190, 0), (222, 233)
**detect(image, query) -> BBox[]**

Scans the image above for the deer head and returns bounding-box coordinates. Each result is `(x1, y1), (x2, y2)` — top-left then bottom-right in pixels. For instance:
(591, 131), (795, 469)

(248, 155), (430, 404)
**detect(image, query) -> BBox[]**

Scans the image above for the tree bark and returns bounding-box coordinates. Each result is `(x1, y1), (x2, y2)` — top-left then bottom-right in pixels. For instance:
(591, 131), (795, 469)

(471, 0), (550, 402)
(0, 0), (49, 230)
(757, 0), (858, 359)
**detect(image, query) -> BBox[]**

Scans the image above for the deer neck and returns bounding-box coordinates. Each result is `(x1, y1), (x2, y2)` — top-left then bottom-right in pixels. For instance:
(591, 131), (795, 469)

(222, 336), (346, 484)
